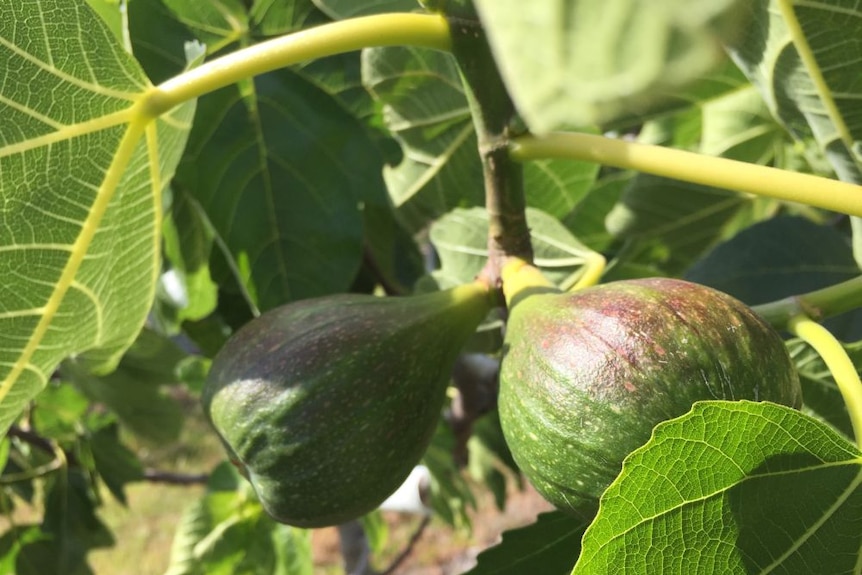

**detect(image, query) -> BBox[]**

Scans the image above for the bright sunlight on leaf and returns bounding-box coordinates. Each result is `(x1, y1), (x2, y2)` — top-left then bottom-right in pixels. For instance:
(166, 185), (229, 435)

(726, 0), (862, 185)
(0, 0), (193, 435)
(573, 401), (862, 574)
(473, 0), (744, 131)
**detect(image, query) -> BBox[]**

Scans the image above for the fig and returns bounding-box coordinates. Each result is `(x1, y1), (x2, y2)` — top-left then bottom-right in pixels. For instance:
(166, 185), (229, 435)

(498, 262), (802, 516)
(202, 281), (493, 527)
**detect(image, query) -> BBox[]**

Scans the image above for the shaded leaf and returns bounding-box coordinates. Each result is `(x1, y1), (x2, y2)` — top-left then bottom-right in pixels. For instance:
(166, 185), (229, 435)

(176, 69), (382, 311)
(468, 411), (520, 510)
(474, 0), (744, 131)
(573, 401), (862, 574)
(464, 511), (586, 575)
(605, 174), (748, 273)
(16, 470), (114, 575)
(128, 0), (204, 83)
(685, 216), (862, 339)
(423, 421), (475, 528)
(430, 207), (600, 288)
(0, 0), (193, 436)
(61, 330), (188, 443)
(88, 424), (144, 505)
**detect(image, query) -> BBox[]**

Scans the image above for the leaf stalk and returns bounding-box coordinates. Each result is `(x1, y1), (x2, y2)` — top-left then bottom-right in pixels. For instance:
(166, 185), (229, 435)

(788, 315), (862, 449)
(510, 132), (862, 217)
(143, 14), (452, 116)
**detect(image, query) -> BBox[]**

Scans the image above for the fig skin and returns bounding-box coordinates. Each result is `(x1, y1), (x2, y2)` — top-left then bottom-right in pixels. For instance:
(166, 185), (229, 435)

(202, 282), (492, 528)
(499, 277), (802, 516)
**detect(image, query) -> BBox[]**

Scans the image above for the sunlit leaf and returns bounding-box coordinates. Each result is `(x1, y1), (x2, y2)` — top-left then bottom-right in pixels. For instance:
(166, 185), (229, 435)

(0, 0), (193, 435)
(726, 0), (862, 185)
(312, 0), (417, 19)
(573, 401), (862, 574)
(605, 174), (748, 274)
(474, 0), (744, 131)
(429, 207), (599, 288)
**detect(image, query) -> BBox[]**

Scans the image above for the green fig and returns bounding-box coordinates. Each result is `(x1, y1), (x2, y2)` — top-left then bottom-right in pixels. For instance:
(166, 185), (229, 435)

(498, 262), (802, 516)
(202, 281), (493, 527)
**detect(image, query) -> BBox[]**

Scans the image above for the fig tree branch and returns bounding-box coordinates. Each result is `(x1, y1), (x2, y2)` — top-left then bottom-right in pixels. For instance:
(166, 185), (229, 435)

(380, 515), (431, 575)
(510, 132), (862, 217)
(144, 14), (451, 117)
(449, 15), (533, 286)
(4, 426), (209, 486)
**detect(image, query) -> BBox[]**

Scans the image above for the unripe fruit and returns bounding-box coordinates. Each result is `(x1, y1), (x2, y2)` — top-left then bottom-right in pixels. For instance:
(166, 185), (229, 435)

(499, 267), (802, 516)
(203, 282), (493, 527)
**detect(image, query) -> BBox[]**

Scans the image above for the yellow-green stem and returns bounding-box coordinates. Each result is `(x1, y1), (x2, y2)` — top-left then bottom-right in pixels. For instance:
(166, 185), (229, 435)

(788, 315), (862, 449)
(569, 252), (606, 292)
(510, 132), (862, 217)
(143, 14), (451, 116)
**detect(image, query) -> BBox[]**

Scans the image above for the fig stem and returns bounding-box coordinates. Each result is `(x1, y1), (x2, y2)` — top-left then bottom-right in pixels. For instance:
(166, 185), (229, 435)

(144, 14), (451, 116)
(788, 315), (862, 449)
(509, 132), (862, 217)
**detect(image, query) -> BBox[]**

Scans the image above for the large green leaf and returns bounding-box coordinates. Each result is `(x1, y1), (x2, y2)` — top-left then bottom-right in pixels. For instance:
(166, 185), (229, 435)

(0, 0), (193, 435)
(133, 0), (391, 312)
(473, 0), (743, 131)
(573, 401), (862, 574)
(726, 0), (862, 185)
(175, 69), (380, 311)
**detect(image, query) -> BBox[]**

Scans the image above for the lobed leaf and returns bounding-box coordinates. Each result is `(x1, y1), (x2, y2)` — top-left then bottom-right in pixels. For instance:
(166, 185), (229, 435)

(726, 0), (862, 185)
(473, 0), (744, 131)
(429, 207), (599, 288)
(0, 0), (193, 435)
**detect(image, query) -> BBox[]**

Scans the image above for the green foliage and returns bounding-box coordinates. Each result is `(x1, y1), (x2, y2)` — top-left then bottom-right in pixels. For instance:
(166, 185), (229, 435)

(465, 511), (587, 575)
(573, 401), (862, 574)
(0, 0), (193, 437)
(473, 0), (744, 131)
(2, 0), (862, 573)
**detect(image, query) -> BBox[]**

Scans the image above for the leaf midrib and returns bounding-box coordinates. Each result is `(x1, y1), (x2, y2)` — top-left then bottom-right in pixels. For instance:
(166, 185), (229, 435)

(776, 0), (857, 159)
(0, 110), (150, 403)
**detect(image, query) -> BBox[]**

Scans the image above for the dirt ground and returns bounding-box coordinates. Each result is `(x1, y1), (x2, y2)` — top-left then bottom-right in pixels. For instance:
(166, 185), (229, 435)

(311, 484), (554, 574)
